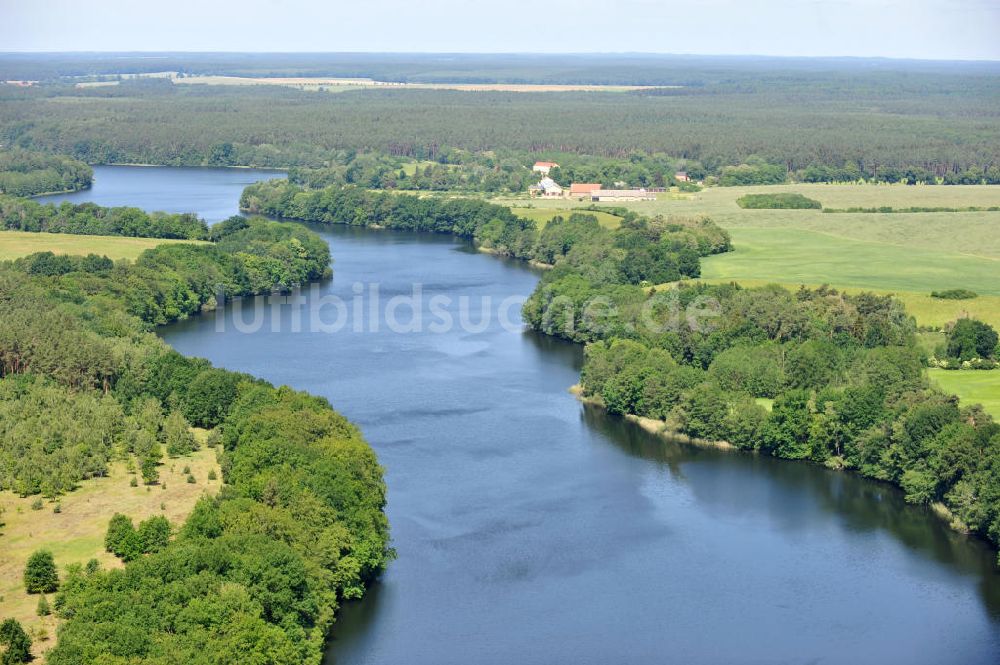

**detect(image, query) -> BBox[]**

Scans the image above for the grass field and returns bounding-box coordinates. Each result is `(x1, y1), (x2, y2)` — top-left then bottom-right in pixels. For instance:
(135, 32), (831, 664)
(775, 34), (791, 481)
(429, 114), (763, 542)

(510, 207), (622, 229)
(0, 442), (220, 658)
(0, 231), (203, 261)
(505, 184), (1000, 329)
(173, 75), (658, 93)
(929, 368), (1000, 418)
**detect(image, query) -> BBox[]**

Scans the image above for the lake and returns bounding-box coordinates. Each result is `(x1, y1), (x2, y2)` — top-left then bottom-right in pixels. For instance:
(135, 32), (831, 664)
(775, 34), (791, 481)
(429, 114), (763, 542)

(84, 166), (1000, 664)
(36, 165), (286, 223)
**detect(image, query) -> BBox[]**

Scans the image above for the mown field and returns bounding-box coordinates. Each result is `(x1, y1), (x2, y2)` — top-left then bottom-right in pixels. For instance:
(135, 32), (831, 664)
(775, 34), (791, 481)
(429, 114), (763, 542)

(0, 230), (204, 261)
(0, 444), (220, 658)
(929, 369), (1000, 418)
(503, 184), (1000, 305)
(509, 206), (622, 229)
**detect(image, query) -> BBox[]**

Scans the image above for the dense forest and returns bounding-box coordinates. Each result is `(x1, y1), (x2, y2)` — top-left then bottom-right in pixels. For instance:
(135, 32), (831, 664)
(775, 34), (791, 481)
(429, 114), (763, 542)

(2, 57), (998, 182)
(0, 149), (92, 197)
(0, 203), (389, 663)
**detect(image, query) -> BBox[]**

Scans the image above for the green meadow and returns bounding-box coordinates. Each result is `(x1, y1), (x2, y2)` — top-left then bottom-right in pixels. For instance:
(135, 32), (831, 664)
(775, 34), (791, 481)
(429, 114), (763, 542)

(929, 368), (1000, 418)
(0, 230), (204, 261)
(509, 206), (622, 229)
(499, 184), (1000, 329)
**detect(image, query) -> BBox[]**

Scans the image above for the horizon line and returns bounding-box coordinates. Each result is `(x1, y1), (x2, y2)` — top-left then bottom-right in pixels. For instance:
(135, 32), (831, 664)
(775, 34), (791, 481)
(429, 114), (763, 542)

(1, 51), (998, 65)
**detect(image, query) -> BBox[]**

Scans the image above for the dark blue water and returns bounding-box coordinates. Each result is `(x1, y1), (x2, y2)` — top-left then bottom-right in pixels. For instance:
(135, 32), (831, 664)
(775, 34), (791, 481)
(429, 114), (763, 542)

(92, 166), (1000, 664)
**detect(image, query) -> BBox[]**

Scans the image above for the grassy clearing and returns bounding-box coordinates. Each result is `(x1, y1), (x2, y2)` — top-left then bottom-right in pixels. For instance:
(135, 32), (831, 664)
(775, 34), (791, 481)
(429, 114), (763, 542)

(0, 231), (203, 261)
(0, 443), (221, 657)
(558, 183), (1000, 259)
(699, 226), (1000, 296)
(503, 184), (1000, 328)
(693, 276), (1000, 330)
(174, 75), (657, 93)
(509, 207), (622, 229)
(929, 368), (1000, 418)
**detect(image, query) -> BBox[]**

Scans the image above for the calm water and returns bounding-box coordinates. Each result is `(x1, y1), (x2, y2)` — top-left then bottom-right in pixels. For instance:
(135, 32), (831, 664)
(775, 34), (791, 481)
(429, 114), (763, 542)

(36, 165), (285, 223)
(94, 166), (1000, 664)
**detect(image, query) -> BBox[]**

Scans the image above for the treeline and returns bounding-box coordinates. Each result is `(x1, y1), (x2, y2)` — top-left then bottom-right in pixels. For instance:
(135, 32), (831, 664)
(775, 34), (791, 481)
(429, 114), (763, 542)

(0, 195), (209, 239)
(241, 180), (730, 277)
(288, 149), (704, 193)
(0, 149), (92, 197)
(553, 278), (1000, 558)
(0, 210), (389, 662)
(2, 73), (998, 180)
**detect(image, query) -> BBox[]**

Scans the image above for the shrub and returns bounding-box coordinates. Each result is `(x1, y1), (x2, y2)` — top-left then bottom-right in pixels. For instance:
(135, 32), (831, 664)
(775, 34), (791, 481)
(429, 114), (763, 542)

(104, 513), (135, 554)
(931, 289), (978, 300)
(23, 549), (58, 593)
(0, 618), (32, 664)
(36, 594), (50, 617)
(136, 515), (171, 553)
(736, 193), (821, 209)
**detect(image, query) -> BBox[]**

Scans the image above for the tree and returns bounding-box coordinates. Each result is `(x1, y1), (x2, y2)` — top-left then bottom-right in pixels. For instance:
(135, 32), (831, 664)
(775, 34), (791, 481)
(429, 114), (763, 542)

(23, 549), (58, 593)
(137, 515), (171, 553)
(140, 449), (161, 485)
(105, 513), (135, 554)
(0, 618), (32, 664)
(162, 411), (196, 457)
(947, 318), (998, 361)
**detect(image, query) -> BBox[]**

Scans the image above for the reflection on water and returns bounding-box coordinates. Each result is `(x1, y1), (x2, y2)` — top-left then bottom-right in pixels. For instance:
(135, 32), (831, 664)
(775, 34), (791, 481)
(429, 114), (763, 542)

(583, 404), (1000, 620)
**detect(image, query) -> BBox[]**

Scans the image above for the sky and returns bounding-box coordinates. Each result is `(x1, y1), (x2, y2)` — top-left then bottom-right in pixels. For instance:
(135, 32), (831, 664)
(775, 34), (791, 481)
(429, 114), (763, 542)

(1, 0), (998, 61)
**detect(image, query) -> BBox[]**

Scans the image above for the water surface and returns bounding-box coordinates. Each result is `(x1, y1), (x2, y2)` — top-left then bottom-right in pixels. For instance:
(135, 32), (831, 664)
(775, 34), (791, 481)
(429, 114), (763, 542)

(37, 165), (285, 223)
(93, 166), (1000, 665)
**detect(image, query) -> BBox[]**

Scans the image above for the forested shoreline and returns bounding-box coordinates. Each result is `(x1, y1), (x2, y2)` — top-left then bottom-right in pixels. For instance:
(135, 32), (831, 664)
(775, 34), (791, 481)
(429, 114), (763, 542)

(241, 179), (1000, 562)
(0, 206), (390, 663)
(0, 150), (92, 197)
(0, 195), (210, 239)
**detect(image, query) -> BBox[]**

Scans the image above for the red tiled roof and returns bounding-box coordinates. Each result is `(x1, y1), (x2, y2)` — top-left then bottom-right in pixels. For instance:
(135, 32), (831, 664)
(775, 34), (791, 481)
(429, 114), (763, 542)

(569, 183), (602, 194)
(534, 161), (559, 167)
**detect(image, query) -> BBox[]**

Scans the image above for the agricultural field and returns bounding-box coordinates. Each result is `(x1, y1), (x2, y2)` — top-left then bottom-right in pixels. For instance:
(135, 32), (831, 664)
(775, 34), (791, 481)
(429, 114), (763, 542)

(929, 368), (1000, 418)
(510, 184), (1000, 328)
(171, 75), (657, 93)
(0, 230), (204, 261)
(0, 444), (220, 658)
(509, 206), (622, 229)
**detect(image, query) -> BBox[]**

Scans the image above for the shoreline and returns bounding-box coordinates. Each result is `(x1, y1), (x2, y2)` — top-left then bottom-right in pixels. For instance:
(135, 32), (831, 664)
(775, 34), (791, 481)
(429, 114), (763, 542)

(569, 384), (737, 451)
(568, 383), (980, 538)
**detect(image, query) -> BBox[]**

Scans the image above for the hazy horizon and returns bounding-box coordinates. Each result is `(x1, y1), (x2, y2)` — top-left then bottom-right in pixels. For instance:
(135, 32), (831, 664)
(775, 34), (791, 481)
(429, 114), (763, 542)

(2, 0), (998, 61)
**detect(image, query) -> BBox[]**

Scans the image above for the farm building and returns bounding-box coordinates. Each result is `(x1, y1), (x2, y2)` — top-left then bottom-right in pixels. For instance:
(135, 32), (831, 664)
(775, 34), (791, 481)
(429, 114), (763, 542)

(569, 183), (602, 199)
(590, 189), (656, 202)
(675, 171), (690, 182)
(530, 177), (564, 198)
(532, 161), (559, 175)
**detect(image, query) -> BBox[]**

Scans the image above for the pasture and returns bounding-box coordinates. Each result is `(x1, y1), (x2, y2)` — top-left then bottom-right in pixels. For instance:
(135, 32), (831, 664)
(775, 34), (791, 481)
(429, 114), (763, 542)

(504, 184), (1000, 328)
(0, 230), (203, 261)
(0, 444), (221, 657)
(510, 206), (622, 229)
